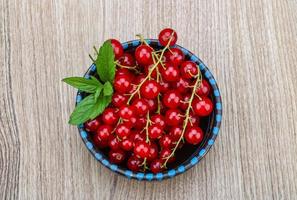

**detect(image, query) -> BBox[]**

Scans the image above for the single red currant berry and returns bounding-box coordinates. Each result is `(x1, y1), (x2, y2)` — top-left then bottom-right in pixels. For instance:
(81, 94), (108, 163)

(180, 61), (199, 79)
(148, 124), (163, 139)
(110, 39), (124, 59)
(108, 135), (120, 150)
(134, 141), (150, 159)
(109, 149), (126, 164)
(102, 108), (118, 125)
(119, 105), (135, 120)
(159, 63), (180, 82)
(96, 125), (112, 141)
(93, 134), (108, 148)
(165, 109), (183, 126)
(159, 135), (173, 149)
(135, 45), (153, 65)
(185, 127), (204, 145)
(115, 123), (131, 139)
(129, 131), (146, 144)
(169, 126), (183, 142)
(171, 77), (192, 94)
(147, 143), (158, 161)
(124, 115), (137, 128)
(196, 79), (211, 97)
(158, 28), (178, 46)
(127, 156), (142, 172)
(132, 98), (149, 116)
(140, 80), (160, 99)
(112, 93), (128, 108)
(179, 94), (191, 110)
(84, 118), (100, 132)
(134, 117), (147, 130)
(115, 68), (133, 78)
(150, 159), (164, 173)
(114, 74), (132, 94)
(159, 149), (175, 163)
(162, 90), (182, 109)
(151, 114), (166, 129)
(118, 53), (135, 67)
(159, 79), (171, 93)
(146, 99), (158, 112)
(164, 48), (184, 67)
(143, 64), (157, 79)
(120, 139), (133, 151)
(192, 97), (214, 116)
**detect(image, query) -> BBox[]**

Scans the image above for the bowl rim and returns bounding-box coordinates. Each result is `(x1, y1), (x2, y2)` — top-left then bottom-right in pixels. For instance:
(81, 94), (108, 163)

(76, 39), (222, 181)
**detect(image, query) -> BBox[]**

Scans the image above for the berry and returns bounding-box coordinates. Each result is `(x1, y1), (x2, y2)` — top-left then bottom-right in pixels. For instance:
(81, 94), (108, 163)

(115, 68), (133, 78)
(179, 94), (191, 110)
(165, 109), (183, 126)
(135, 45), (153, 65)
(159, 135), (173, 149)
(108, 135), (120, 150)
(159, 79), (171, 93)
(146, 99), (158, 112)
(162, 90), (181, 108)
(115, 123), (131, 139)
(84, 118), (100, 132)
(121, 139), (133, 151)
(134, 117), (147, 130)
(132, 98), (149, 116)
(160, 149), (175, 163)
(110, 39), (124, 59)
(93, 134), (108, 148)
(119, 105), (135, 120)
(134, 141), (150, 159)
(169, 126), (183, 141)
(158, 28), (177, 46)
(151, 114), (166, 129)
(129, 131), (146, 143)
(164, 48), (184, 67)
(180, 61), (199, 79)
(171, 77), (191, 94)
(124, 115), (137, 128)
(196, 79), (211, 97)
(140, 80), (160, 99)
(150, 159), (164, 173)
(109, 149), (126, 164)
(114, 74), (132, 94)
(96, 125), (112, 141)
(102, 108), (118, 125)
(144, 64), (157, 79)
(147, 143), (158, 161)
(127, 156), (142, 171)
(148, 124), (163, 139)
(112, 93), (128, 107)
(185, 127), (204, 145)
(118, 53), (135, 67)
(192, 97), (214, 117)
(160, 63), (180, 82)
(188, 113), (200, 127)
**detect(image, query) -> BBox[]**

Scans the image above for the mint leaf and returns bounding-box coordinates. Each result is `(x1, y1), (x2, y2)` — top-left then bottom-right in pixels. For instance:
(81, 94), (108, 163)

(95, 41), (115, 83)
(68, 94), (95, 125)
(103, 82), (113, 96)
(89, 94), (112, 119)
(62, 77), (100, 93)
(94, 86), (103, 101)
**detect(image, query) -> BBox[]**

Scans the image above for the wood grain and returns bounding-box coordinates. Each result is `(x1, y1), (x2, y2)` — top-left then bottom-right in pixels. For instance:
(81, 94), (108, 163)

(1, 0), (297, 199)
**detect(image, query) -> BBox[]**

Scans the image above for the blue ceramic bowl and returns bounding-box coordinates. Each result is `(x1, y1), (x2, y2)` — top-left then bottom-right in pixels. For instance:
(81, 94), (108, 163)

(76, 39), (222, 181)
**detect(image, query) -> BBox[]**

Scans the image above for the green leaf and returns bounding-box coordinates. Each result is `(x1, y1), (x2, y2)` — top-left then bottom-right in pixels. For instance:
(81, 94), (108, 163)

(62, 77), (100, 93)
(95, 41), (115, 83)
(103, 82), (113, 96)
(94, 86), (103, 101)
(89, 94), (112, 119)
(68, 94), (95, 125)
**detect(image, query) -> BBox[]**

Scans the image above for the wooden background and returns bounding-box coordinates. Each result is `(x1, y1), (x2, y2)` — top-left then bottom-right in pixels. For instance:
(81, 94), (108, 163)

(1, 0), (297, 199)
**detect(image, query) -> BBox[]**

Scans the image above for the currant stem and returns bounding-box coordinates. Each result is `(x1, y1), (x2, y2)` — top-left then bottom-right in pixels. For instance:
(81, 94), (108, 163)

(145, 112), (151, 143)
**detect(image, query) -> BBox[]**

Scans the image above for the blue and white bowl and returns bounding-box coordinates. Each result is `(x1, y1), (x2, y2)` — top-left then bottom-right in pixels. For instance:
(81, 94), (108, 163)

(76, 39), (222, 181)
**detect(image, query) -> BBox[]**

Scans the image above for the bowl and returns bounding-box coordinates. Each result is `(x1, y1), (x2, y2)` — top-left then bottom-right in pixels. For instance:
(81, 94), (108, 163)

(76, 39), (222, 181)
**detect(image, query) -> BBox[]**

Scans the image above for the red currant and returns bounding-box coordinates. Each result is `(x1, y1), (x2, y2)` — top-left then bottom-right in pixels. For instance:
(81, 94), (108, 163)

(169, 126), (183, 142)
(192, 97), (214, 116)
(135, 45), (153, 65)
(162, 90), (181, 109)
(165, 109), (183, 126)
(179, 94), (191, 110)
(96, 125), (112, 141)
(112, 93), (128, 108)
(129, 131), (146, 144)
(148, 124), (163, 139)
(115, 123), (131, 139)
(134, 141), (150, 159)
(187, 112), (200, 127)
(147, 142), (158, 161)
(127, 156), (142, 172)
(143, 64), (157, 79)
(119, 105), (135, 120)
(164, 48), (184, 67)
(196, 79), (211, 97)
(109, 149), (126, 164)
(150, 159), (164, 173)
(124, 115), (137, 128)
(146, 99), (158, 112)
(159, 63), (180, 82)
(102, 108), (118, 125)
(171, 77), (192, 94)
(84, 118), (100, 132)
(159, 149), (175, 163)
(114, 74), (132, 94)
(110, 39), (124, 59)
(140, 80), (160, 99)
(118, 53), (135, 67)
(159, 79), (171, 93)
(120, 139), (133, 151)
(134, 117), (147, 130)
(93, 134), (108, 148)
(159, 135), (173, 149)
(151, 114), (166, 129)
(132, 98), (149, 116)
(184, 127), (204, 145)
(158, 28), (178, 46)
(108, 135), (120, 150)
(115, 68), (133, 78)
(180, 61), (198, 79)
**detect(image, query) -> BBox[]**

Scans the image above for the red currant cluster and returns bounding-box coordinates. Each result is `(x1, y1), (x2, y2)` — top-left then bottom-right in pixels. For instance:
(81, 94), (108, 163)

(84, 28), (214, 173)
